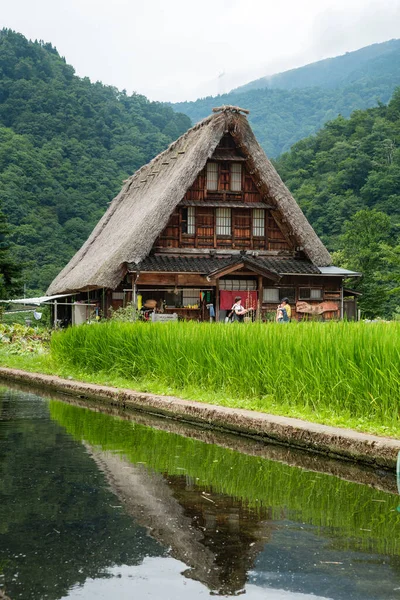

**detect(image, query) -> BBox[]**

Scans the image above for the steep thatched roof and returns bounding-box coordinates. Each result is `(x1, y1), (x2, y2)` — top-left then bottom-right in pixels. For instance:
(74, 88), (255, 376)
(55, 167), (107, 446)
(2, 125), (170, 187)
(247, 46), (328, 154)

(47, 107), (331, 295)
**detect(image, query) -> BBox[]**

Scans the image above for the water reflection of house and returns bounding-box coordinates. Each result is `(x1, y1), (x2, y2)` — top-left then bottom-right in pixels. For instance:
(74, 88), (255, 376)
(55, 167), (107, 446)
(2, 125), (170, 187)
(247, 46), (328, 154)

(47, 106), (360, 322)
(88, 447), (272, 596)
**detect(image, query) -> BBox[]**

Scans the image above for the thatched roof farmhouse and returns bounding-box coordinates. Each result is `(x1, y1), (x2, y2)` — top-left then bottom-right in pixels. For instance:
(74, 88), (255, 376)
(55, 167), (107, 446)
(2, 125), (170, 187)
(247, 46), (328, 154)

(47, 106), (360, 322)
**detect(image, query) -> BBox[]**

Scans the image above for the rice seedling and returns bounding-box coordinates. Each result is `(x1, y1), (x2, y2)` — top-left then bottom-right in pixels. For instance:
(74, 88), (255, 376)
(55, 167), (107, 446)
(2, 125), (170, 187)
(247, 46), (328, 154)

(50, 320), (400, 433)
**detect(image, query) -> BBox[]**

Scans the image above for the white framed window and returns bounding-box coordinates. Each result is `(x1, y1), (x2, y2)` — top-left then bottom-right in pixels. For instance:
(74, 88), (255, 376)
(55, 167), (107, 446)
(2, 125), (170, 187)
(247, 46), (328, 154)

(207, 162), (218, 190)
(230, 163), (242, 191)
(252, 209), (265, 237)
(263, 288), (279, 303)
(216, 208), (231, 236)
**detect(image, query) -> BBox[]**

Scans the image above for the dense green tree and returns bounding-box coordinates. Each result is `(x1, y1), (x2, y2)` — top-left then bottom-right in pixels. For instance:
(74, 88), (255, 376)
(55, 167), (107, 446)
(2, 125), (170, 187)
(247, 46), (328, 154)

(275, 89), (400, 250)
(0, 205), (21, 298)
(333, 210), (393, 317)
(0, 29), (191, 293)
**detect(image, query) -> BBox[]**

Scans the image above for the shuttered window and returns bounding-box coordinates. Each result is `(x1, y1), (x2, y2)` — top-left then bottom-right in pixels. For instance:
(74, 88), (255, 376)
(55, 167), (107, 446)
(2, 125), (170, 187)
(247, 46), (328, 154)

(230, 163), (242, 191)
(252, 209), (265, 236)
(216, 208), (231, 236)
(206, 162), (218, 190)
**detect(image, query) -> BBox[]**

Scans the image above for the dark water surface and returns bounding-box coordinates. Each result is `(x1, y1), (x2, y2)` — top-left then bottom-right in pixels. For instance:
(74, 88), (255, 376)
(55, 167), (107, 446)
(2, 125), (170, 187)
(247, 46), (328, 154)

(0, 386), (399, 600)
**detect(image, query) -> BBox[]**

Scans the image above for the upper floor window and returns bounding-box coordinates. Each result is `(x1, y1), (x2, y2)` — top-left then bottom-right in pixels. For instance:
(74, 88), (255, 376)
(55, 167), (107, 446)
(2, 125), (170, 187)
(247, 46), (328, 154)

(207, 162), (218, 190)
(230, 163), (242, 191)
(252, 209), (265, 236)
(216, 208), (231, 236)
(181, 207), (195, 235)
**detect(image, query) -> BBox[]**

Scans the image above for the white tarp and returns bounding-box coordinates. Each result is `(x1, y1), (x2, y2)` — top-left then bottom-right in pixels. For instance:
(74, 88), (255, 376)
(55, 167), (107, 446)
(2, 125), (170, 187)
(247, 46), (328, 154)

(0, 293), (75, 306)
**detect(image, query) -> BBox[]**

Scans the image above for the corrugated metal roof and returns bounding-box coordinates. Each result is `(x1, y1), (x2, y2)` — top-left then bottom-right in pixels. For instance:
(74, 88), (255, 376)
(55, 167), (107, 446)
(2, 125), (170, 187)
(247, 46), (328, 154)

(319, 266), (361, 277)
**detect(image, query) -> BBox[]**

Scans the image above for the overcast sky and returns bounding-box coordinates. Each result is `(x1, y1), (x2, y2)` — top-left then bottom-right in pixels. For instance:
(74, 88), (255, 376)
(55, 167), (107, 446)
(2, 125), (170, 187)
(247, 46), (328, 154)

(1, 0), (400, 102)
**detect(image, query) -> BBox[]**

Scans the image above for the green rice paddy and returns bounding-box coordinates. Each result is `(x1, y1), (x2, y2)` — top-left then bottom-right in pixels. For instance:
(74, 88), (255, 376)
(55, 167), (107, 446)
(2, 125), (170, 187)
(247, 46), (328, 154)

(49, 320), (400, 436)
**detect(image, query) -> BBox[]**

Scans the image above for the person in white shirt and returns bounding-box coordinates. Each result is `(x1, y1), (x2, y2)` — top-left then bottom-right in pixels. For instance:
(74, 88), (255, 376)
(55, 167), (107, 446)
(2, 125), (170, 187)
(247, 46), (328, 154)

(229, 296), (254, 322)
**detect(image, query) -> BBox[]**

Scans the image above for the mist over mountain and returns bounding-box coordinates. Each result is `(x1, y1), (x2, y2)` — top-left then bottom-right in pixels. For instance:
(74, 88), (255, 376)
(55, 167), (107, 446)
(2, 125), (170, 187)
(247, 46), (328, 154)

(173, 39), (400, 158)
(233, 39), (400, 94)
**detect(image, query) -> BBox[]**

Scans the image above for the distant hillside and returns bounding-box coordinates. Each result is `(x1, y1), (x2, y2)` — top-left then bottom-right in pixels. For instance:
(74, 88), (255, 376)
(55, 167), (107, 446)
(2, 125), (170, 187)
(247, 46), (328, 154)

(233, 39), (400, 94)
(172, 40), (400, 158)
(0, 29), (191, 293)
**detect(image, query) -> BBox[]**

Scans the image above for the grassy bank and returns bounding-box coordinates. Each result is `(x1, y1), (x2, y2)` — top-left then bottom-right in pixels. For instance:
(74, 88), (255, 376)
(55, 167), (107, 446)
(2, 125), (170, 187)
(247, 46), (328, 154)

(1, 321), (400, 437)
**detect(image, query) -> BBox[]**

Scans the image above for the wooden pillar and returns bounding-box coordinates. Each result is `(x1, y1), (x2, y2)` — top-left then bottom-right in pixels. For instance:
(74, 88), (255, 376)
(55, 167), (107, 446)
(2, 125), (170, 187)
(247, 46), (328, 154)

(340, 284), (344, 320)
(215, 279), (220, 322)
(257, 276), (263, 322)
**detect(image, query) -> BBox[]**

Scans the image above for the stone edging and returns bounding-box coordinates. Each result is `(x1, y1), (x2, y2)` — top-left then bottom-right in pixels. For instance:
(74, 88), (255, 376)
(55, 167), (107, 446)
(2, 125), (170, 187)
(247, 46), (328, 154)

(1, 367), (399, 469)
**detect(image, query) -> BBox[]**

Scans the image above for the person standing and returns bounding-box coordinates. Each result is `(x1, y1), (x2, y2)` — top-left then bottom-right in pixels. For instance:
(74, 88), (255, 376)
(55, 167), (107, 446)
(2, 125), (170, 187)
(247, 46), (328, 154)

(281, 297), (292, 321)
(230, 296), (253, 322)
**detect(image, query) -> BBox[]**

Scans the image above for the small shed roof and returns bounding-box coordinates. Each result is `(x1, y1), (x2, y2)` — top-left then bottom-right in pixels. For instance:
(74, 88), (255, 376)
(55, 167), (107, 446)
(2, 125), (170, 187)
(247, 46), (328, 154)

(319, 266), (361, 277)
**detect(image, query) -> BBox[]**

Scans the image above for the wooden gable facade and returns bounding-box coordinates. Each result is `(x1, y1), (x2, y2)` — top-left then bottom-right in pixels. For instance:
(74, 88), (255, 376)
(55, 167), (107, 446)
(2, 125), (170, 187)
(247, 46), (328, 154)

(155, 134), (291, 253)
(121, 132), (357, 322)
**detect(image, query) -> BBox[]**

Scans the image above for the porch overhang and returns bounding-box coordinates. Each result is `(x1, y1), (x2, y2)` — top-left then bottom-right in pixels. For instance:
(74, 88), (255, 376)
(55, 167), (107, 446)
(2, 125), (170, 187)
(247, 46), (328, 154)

(206, 258), (281, 282)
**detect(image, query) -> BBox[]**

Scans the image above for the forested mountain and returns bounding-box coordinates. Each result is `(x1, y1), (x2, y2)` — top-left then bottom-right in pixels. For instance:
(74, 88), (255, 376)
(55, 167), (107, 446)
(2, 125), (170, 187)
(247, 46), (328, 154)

(172, 40), (400, 158)
(274, 89), (400, 248)
(0, 29), (191, 293)
(274, 89), (400, 317)
(234, 39), (400, 94)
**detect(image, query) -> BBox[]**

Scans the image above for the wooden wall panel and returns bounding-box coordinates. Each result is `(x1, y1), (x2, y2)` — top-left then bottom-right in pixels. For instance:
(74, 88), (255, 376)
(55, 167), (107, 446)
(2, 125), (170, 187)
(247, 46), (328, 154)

(233, 210), (251, 249)
(196, 208), (214, 247)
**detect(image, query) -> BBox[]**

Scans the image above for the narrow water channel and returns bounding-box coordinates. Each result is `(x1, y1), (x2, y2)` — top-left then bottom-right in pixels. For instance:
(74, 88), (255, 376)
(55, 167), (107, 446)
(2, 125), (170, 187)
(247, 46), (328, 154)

(0, 385), (399, 600)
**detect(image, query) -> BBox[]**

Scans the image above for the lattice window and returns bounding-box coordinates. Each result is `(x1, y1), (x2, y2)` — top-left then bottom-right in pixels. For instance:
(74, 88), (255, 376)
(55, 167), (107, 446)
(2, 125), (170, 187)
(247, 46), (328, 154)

(181, 207), (196, 235)
(230, 163), (242, 191)
(263, 288), (279, 303)
(220, 279), (257, 291)
(187, 207), (195, 234)
(216, 208), (231, 236)
(206, 162), (218, 190)
(182, 289), (200, 306)
(279, 288), (296, 303)
(310, 288), (323, 300)
(299, 288), (323, 300)
(252, 209), (265, 237)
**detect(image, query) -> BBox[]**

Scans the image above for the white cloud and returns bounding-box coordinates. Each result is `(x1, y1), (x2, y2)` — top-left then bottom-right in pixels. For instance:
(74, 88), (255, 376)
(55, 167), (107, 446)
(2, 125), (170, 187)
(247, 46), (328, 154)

(1, 0), (399, 101)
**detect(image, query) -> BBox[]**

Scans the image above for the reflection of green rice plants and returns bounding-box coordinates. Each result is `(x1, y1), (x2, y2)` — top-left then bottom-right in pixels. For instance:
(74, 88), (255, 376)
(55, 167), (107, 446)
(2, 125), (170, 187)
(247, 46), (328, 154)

(51, 321), (400, 430)
(50, 400), (400, 557)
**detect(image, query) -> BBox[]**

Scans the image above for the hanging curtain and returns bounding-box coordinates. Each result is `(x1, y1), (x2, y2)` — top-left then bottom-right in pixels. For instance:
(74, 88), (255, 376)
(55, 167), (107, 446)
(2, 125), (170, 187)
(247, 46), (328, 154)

(219, 290), (258, 311)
